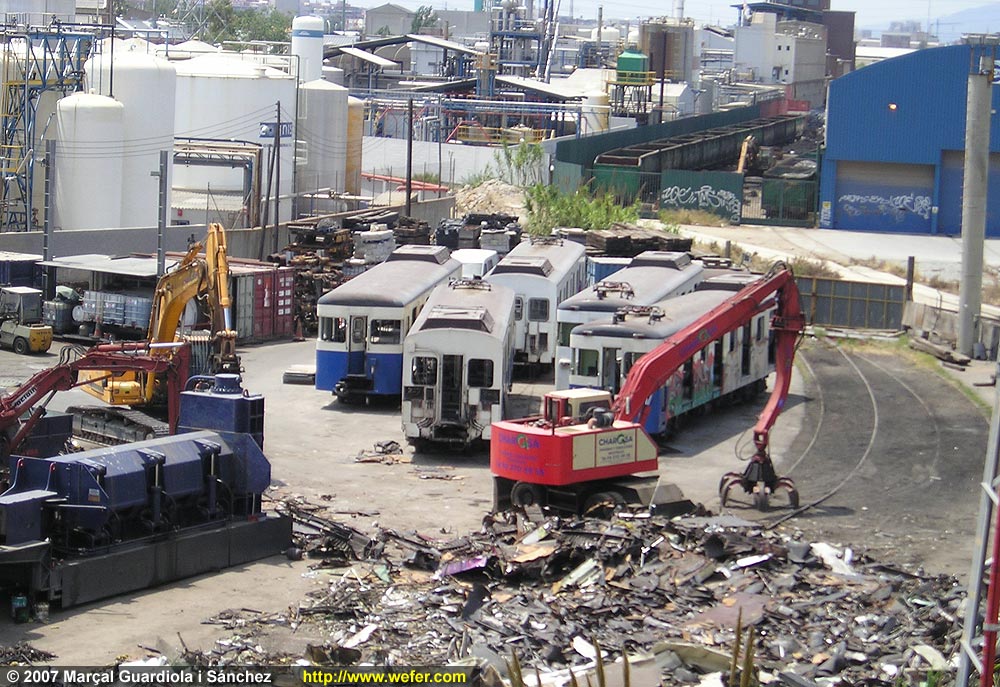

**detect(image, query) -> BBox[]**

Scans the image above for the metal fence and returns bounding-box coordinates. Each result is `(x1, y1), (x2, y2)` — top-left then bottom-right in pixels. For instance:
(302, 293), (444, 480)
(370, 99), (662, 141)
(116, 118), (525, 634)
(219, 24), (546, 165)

(796, 277), (906, 330)
(742, 177), (818, 227)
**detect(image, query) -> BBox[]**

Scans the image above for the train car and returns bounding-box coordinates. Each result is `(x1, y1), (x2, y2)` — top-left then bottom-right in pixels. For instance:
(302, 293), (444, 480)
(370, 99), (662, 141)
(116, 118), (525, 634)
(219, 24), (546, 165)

(316, 245), (461, 401)
(554, 251), (706, 389)
(483, 236), (587, 368)
(451, 248), (500, 279)
(401, 278), (516, 449)
(567, 272), (773, 435)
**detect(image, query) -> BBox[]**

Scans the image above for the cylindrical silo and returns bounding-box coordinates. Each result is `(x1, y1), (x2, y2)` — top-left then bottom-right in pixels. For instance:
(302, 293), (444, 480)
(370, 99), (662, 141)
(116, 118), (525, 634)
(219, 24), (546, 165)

(173, 54), (297, 217)
(296, 79), (348, 194)
(582, 93), (610, 134)
(291, 15), (325, 83)
(346, 96), (363, 195)
(85, 51), (176, 228)
(54, 93), (124, 230)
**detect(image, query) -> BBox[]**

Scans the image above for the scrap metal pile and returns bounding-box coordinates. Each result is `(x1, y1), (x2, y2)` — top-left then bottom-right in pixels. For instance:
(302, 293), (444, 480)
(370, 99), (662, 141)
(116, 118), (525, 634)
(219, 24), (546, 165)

(272, 500), (962, 686)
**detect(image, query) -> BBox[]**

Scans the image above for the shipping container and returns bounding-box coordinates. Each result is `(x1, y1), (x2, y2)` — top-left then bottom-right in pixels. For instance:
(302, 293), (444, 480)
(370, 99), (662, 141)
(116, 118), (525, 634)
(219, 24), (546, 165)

(273, 266), (295, 338)
(0, 252), (41, 288)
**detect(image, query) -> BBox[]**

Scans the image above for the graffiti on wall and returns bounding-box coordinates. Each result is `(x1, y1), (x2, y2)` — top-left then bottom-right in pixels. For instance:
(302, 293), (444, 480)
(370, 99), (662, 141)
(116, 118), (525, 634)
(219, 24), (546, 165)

(838, 192), (932, 223)
(661, 184), (742, 223)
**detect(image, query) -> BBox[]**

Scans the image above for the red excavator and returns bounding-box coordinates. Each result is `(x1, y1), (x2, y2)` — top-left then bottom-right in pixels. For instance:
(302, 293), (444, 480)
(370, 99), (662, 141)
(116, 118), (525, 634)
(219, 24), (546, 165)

(490, 263), (805, 513)
(0, 342), (191, 465)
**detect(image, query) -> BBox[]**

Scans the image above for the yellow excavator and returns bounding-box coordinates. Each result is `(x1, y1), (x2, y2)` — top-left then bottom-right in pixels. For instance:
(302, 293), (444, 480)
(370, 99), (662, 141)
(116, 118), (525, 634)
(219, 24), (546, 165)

(72, 223), (240, 443)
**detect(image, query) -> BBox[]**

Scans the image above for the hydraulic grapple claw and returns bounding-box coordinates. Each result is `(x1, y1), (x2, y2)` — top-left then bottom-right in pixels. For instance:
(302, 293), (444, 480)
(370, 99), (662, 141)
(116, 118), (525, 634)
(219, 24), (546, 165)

(719, 450), (798, 511)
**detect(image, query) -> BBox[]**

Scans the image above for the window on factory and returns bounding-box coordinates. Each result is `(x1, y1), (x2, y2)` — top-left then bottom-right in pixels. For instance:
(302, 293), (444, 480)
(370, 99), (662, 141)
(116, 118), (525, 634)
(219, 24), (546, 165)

(370, 319), (401, 345)
(528, 298), (549, 321)
(320, 317), (347, 343)
(468, 359), (494, 388)
(412, 356), (437, 385)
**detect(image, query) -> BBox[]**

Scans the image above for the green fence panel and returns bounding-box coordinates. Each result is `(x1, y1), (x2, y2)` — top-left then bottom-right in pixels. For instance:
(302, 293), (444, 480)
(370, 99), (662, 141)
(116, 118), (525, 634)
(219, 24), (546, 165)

(658, 169), (744, 223)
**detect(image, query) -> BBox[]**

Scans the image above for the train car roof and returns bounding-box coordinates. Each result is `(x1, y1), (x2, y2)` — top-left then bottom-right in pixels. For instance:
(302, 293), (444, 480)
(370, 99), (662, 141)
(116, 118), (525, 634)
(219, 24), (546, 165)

(696, 271), (761, 292)
(559, 261), (705, 312)
(384, 244), (453, 264)
(489, 237), (586, 278)
(410, 279), (516, 335)
(572, 289), (740, 340)
(318, 254), (461, 307)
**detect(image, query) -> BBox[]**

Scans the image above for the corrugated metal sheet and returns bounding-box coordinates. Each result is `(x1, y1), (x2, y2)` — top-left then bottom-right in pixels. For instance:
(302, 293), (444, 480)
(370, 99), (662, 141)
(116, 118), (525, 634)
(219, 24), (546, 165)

(826, 44), (1000, 165)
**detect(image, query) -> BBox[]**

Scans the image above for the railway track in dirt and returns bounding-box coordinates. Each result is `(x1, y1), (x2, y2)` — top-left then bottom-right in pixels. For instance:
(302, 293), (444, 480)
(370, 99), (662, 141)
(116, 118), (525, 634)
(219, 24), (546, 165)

(735, 339), (985, 576)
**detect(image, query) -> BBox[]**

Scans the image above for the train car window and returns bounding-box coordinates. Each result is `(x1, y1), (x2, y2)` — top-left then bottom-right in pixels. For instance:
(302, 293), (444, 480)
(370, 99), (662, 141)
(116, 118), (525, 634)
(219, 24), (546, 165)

(558, 322), (575, 347)
(622, 352), (641, 375)
(351, 318), (366, 344)
(320, 317), (347, 343)
(370, 319), (402, 344)
(528, 298), (549, 321)
(577, 348), (599, 376)
(412, 357), (437, 385)
(468, 359), (494, 387)
(729, 330), (736, 353)
(755, 316), (765, 342)
(514, 297), (524, 321)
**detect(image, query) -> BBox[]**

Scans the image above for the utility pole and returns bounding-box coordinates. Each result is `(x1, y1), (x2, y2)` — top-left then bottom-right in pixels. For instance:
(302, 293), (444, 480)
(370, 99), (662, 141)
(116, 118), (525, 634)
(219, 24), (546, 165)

(273, 102), (281, 254)
(958, 38), (996, 357)
(153, 150), (168, 278)
(405, 98), (414, 217)
(597, 6), (603, 67)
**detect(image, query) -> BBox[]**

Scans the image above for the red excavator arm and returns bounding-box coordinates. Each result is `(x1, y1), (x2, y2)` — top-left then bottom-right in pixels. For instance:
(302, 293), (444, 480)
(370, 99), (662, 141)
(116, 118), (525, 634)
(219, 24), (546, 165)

(613, 264), (804, 430)
(0, 343), (191, 459)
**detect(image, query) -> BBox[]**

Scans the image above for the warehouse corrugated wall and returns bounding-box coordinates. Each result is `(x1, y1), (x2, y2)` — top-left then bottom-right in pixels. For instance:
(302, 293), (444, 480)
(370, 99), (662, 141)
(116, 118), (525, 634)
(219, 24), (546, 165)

(820, 44), (1000, 236)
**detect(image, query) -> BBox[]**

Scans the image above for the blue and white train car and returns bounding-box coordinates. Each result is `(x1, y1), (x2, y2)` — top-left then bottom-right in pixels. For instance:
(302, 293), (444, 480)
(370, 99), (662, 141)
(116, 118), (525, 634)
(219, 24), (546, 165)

(567, 272), (773, 435)
(554, 251), (705, 389)
(483, 236), (587, 368)
(316, 245), (461, 401)
(402, 278), (516, 448)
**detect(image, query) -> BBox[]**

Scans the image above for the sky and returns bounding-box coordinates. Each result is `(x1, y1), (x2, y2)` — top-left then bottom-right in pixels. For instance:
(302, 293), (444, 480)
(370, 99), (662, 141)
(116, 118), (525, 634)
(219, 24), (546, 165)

(380, 0), (997, 32)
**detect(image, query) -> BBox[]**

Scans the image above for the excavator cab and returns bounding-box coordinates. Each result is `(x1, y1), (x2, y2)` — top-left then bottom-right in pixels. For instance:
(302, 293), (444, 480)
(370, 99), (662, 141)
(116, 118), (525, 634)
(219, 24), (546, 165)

(542, 389), (614, 426)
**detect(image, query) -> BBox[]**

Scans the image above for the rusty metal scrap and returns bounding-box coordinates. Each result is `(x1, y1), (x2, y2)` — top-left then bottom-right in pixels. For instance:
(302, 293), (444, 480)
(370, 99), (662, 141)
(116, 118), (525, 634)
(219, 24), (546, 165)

(198, 502), (965, 685)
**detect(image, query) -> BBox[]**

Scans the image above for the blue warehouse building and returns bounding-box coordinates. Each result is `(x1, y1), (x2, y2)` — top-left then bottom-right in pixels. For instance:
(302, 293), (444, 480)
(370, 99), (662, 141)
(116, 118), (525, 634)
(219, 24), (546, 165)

(820, 44), (1000, 236)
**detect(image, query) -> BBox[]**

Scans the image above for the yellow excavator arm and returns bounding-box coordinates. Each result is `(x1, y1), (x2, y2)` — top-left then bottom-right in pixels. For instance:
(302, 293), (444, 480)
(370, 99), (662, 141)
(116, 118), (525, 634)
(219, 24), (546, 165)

(80, 223), (240, 408)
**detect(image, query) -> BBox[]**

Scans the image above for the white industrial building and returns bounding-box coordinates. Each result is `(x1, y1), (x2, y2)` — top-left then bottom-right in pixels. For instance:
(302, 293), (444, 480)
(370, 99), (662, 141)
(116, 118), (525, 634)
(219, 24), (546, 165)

(733, 13), (827, 108)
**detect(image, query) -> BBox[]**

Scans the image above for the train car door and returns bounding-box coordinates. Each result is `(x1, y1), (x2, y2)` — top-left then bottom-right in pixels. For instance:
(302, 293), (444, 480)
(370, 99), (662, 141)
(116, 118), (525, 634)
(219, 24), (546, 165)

(601, 347), (622, 393)
(440, 354), (464, 423)
(348, 315), (367, 375)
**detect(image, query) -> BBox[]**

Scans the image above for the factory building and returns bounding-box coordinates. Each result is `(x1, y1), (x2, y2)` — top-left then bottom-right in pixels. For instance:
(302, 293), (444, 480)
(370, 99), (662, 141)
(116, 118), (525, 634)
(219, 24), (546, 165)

(819, 44), (1000, 236)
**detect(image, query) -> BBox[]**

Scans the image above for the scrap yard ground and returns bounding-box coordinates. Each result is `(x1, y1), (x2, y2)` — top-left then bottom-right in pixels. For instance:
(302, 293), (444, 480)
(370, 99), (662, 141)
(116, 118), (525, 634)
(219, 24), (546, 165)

(0, 330), (991, 667)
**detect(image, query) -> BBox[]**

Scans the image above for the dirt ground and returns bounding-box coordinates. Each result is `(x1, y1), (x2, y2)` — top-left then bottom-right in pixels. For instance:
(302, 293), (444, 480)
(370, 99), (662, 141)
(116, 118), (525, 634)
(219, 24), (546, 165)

(0, 335), (990, 663)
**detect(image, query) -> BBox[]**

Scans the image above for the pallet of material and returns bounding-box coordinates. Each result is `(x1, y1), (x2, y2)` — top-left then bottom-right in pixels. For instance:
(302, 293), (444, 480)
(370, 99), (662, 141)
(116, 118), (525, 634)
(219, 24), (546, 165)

(586, 224), (693, 257)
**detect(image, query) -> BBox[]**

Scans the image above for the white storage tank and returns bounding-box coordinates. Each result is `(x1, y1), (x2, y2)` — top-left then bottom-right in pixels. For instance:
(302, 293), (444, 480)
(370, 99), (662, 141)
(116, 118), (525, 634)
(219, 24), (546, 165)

(291, 15), (325, 82)
(84, 51), (177, 228)
(173, 54), (297, 207)
(296, 79), (349, 194)
(591, 26), (621, 43)
(582, 93), (610, 134)
(346, 96), (363, 195)
(54, 93), (124, 230)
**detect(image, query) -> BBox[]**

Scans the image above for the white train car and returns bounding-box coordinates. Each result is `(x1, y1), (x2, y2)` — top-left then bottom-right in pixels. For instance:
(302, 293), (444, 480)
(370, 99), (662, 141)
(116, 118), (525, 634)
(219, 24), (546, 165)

(484, 236), (587, 368)
(567, 272), (773, 435)
(402, 279), (516, 448)
(554, 251), (706, 389)
(316, 245), (461, 401)
(451, 248), (500, 278)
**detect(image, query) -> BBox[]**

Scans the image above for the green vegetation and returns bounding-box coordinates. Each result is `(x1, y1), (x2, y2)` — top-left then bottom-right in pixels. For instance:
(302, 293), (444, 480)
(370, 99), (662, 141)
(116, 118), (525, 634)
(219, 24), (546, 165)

(413, 171), (441, 184)
(492, 141), (546, 187)
(525, 184), (640, 234)
(410, 5), (438, 33)
(204, 0), (292, 44)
